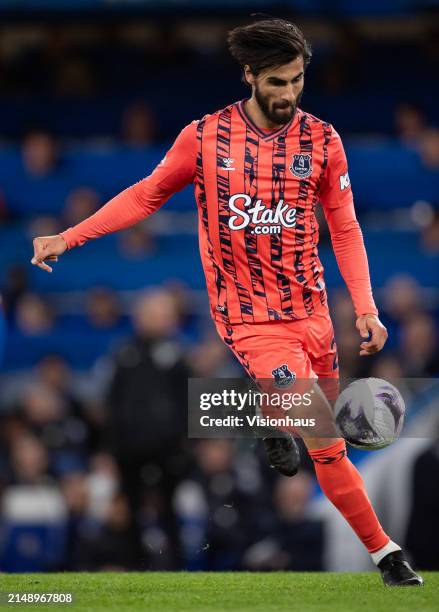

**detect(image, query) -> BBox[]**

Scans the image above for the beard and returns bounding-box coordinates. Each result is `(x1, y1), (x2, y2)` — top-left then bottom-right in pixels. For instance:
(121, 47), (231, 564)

(254, 86), (303, 126)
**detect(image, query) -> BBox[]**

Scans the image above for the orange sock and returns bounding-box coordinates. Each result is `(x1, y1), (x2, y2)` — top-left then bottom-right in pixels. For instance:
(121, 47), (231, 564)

(308, 439), (389, 553)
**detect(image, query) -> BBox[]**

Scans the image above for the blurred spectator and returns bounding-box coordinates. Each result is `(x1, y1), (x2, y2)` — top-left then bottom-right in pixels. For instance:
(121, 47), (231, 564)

(399, 312), (439, 376)
(334, 327), (365, 378)
(394, 102), (427, 144)
(1, 432), (67, 572)
(0, 414), (28, 458)
(382, 275), (424, 323)
(20, 382), (68, 426)
(60, 470), (91, 569)
(9, 433), (50, 485)
(28, 215), (62, 240)
(406, 438), (439, 570)
(0, 190), (8, 222)
(421, 209), (439, 254)
(75, 492), (141, 571)
(316, 24), (362, 95)
(369, 353), (404, 380)
(331, 290), (356, 333)
(420, 128), (439, 169)
(86, 288), (122, 330)
(7, 129), (75, 216)
(22, 130), (59, 178)
(104, 288), (191, 568)
(36, 354), (73, 395)
(18, 381), (89, 475)
(243, 473), (323, 571)
(420, 22), (439, 64)
(54, 57), (97, 97)
(63, 187), (101, 228)
(138, 487), (179, 570)
(35, 354), (101, 452)
(61, 472), (89, 518)
(190, 333), (238, 377)
(86, 453), (120, 522)
(2, 265), (29, 321)
(121, 102), (157, 147)
(118, 223), (155, 258)
(15, 293), (54, 336)
(175, 439), (271, 570)
(130, 287), (181, 340)
(0, 297), (5, 371)
(164, 281), (197, 337)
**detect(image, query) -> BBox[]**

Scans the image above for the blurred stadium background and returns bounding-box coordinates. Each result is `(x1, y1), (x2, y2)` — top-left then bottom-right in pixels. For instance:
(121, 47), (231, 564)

(0, 0), (438, 574)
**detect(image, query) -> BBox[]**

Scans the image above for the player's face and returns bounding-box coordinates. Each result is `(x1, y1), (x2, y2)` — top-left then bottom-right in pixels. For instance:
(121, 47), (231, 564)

(249, 57), (305, 125)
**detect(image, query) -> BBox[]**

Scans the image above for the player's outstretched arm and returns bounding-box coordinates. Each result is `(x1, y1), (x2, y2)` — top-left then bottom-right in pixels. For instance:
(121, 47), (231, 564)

(30, 121), (197, 273)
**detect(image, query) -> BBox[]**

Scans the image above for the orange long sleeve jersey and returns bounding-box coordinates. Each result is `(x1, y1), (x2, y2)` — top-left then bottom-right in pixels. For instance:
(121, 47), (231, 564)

(61, 102), (378, 324)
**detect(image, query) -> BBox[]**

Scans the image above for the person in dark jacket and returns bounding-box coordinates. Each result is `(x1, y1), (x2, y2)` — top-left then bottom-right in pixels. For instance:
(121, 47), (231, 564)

(104, 288), (192, 568)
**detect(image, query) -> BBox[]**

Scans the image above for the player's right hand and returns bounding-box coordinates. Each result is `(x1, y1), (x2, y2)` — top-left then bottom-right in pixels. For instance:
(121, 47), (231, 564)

(31, 234), (68, 273)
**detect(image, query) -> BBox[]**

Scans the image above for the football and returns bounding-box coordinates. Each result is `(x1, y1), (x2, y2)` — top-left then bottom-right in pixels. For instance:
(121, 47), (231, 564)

(334, 378), (406, 450)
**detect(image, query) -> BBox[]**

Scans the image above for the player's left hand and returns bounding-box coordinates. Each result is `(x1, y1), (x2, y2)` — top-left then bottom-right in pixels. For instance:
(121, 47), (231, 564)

(356, 314), (388, 356)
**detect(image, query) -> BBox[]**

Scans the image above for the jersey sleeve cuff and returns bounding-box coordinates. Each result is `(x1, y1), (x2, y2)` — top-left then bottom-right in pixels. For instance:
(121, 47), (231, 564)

(60, 227), (80, 250)
(356, 307), (379, 317)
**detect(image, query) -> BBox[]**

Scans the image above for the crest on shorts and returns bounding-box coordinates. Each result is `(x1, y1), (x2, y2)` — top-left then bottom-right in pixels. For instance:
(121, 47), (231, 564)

(272, 364), (296, 388)
(290, 154), (312, 179)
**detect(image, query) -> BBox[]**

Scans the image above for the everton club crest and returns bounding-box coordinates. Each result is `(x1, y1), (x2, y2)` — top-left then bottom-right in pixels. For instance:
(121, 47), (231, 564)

(272, 364), (296, 388)
(290, 154), (312, 179)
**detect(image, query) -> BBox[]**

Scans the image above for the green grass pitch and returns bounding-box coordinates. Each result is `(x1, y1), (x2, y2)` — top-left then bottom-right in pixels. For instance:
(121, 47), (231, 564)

(1, 572), (437, 612)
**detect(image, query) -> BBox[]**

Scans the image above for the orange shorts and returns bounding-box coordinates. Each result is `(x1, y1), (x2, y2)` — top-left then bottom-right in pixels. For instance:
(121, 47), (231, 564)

(215, 305), (339, 400)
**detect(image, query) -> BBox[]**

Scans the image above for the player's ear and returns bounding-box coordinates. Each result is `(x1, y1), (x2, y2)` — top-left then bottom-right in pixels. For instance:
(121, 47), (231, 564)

(243, 65), (255, 87)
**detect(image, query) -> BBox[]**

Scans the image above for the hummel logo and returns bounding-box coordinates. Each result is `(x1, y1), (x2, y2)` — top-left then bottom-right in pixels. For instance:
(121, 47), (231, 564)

(339, 171), (350, 191)
(221, 157), (235, 171)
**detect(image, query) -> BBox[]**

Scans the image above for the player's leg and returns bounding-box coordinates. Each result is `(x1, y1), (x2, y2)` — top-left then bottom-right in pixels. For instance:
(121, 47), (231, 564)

(303, 434), (392, 556)
(302, 309), (423, 585)
(303, 434), (423, 585)
(215, 315), (422, 584)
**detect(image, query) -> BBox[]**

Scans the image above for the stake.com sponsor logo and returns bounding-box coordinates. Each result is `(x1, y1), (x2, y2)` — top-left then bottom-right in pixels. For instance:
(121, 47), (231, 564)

(228, 193), (296, 235)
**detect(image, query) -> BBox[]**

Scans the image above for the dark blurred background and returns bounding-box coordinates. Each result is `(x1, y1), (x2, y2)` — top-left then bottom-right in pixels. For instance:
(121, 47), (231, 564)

(0, 0), (438, 573)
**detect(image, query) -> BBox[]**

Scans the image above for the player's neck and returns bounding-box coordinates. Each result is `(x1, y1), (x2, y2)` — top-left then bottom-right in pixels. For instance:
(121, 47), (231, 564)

(244, 97), (284, 130)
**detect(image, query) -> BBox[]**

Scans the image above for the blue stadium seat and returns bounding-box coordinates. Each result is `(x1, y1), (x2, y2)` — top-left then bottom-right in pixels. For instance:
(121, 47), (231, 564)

(320, 231), (439, 288)
(0, 487), (67, 572)
(4, 324), (129, 370)
(346, 143), (439, 209)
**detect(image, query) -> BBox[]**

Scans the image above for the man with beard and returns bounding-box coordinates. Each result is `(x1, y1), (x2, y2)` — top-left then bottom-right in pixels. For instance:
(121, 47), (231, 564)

(31, 18), (422, 586)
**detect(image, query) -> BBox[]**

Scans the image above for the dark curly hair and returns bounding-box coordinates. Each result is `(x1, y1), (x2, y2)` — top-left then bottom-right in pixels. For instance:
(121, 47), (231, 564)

(227, 18), (312, 77)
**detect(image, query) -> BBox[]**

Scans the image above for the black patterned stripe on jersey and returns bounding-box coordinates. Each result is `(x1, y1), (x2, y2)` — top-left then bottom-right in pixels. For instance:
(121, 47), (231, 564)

(294, 113), (314, 316)
(270, 134), (294, 319)
(243, 126), (270, 310)
(216, 107), (254, 322)
(310, 121), (332, 308)
(196, 118), (229, 323)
